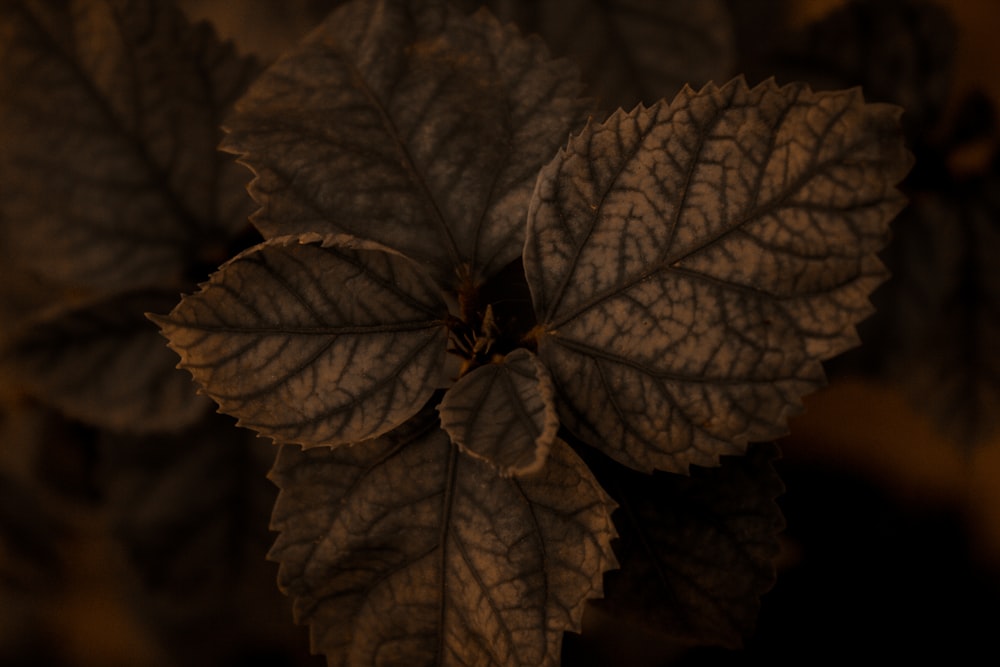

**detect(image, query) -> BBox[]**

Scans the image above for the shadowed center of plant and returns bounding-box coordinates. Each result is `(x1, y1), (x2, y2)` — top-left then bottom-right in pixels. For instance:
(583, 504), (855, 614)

(448, 258), (537, 377)
(184, 225), (263, 287)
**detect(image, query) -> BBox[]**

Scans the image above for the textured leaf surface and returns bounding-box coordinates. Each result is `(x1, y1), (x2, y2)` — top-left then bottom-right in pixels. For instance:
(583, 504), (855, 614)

(477, 0), (735, 110)
(269, 411), (617, 667)
(2, 292), (211, 433)
(439, 348), (558, 476)
(0, 0), (258, 294)
(525, 77), (911, 473)
(153, 235), (449, 448)
(222, 0), (589, 288)
(583, 441), (784, 648)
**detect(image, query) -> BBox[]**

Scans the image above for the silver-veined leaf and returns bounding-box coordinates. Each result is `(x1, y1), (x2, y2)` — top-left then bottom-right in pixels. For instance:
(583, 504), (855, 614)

(524, 77), (911, 473)
(152, 234), (449, 448)
(221, 0), (590, 289)
(439, 348), (558, 476)
(268, 411), (617, 666)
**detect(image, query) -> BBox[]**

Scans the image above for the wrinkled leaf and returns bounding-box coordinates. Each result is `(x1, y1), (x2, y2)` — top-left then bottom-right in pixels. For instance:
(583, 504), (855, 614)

(581, 440), (784, 649)
(152, 234), (449, 448)
(439, 348), (558, 476)
(476, 0), (735, 110)
(222, 0), (590, 289)
(2, 292), (212, 433)
(0, 0), (259, 294)
(525, 77), (911, 473)
(269, 409), (617, 667)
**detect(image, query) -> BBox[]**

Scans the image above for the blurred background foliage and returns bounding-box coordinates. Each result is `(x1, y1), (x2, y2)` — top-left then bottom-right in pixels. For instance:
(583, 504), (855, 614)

(1, 0), (998, 665)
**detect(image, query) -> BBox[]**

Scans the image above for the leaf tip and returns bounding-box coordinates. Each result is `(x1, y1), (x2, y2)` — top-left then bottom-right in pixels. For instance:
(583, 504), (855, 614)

(144, 310), (172, 330)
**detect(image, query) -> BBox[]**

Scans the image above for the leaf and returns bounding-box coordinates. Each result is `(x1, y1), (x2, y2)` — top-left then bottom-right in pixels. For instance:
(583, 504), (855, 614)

(268, 406), (617, 667)
(439, 348), (558, 476)
(524, 77), (911, 473)
(152, 234), (450, 448)
(221, 0), (590, 289)
(0, 0), (259, 294)
(2, 291), (212, 433)
(477, 0), (735, 110)
(580, 441), (784, 649)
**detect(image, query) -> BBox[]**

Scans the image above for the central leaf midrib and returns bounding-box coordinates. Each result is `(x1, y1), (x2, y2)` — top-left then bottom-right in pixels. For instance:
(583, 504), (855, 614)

(435, 444), (459, 665)
(248, 328), (446, 427)
(347, 59), (463, 272)
(541, 94), (725, 327)
(551, 336), (812, 386)
(546, 137), (870, 331)
(169, 321), (445, 335)
(470, 96), (515, 275)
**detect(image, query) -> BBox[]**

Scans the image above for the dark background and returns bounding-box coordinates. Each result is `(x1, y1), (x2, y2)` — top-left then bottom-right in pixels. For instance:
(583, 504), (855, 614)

(1, 1), (998, 665)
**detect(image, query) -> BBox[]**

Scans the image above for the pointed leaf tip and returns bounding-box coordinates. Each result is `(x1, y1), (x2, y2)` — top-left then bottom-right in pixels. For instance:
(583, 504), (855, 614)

(524, 77), (912, 474)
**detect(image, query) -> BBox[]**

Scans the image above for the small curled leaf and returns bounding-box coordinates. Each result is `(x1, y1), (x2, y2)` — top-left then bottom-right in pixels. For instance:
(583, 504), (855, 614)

(525, 77), (911, 473)
(152, 235), (449, 448)
(439, 348), (558, 476)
